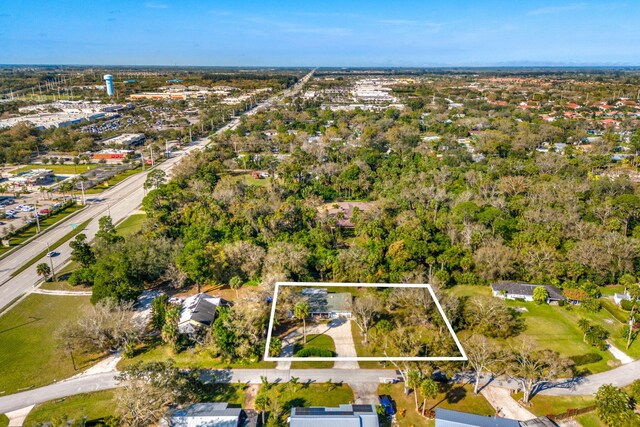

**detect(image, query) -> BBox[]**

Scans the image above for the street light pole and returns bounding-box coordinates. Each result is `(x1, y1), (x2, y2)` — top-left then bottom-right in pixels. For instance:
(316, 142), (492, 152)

(34, 202), (40, 234)
(46, 242), (55, 277)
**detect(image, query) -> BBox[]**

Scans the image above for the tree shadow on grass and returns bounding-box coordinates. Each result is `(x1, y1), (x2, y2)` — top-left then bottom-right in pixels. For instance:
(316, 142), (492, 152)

(0, 316), (42, 334)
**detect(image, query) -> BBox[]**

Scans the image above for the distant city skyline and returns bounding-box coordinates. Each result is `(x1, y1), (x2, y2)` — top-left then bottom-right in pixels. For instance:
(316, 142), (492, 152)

(1, 1), (639, 67)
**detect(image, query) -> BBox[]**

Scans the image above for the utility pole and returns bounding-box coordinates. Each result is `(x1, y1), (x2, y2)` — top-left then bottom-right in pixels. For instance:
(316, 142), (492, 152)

(79, 178), (86, 205)
(165, 139), (170, 159)
(149, 146), (154, 166)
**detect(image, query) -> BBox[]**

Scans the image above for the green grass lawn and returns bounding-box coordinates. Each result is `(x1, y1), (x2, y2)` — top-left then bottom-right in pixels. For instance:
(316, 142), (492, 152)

(601, 298), (630, 323)
(118, 339), (276, 370)
(115, 213), (146, 237)
(513, 392), (595, 417)
(291, 333), (335, 369)
(84, 166), (142, 194)
(14, 164), (98, 175)
(0, 204), (84, 256)
(577, 413), (607, 427)
(504, 300), (620, 374)
(351, 320), (392, 369)
(24, 390), (116, 427)
(600, 285), (625, 297)
(0, 294), (101, 394)
(0, 414), (8, 427)
(447, 285), (492, 298)
(260, 382), (354, 425)
(379, 383), (494, 427)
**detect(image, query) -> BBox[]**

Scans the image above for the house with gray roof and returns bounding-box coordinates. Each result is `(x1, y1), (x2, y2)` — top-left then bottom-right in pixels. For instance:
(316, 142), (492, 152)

(435, 409), (520, 427)
(169, 402), (242, 427)
(491, 281), (565, 303)
(289, 404), (378, 427)
(178, 293), (222, 335)
(302, 288), (353, 318)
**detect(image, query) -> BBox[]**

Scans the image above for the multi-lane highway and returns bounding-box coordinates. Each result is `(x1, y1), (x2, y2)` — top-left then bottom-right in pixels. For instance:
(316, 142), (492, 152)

(0, 69), (314, 313)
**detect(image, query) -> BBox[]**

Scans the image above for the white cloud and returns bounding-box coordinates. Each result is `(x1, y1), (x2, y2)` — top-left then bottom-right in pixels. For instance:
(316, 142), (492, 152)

(528, 3), (587, 16)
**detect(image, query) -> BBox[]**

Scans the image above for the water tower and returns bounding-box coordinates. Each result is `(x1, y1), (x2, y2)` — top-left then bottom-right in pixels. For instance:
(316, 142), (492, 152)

(103, 74), (114, 96)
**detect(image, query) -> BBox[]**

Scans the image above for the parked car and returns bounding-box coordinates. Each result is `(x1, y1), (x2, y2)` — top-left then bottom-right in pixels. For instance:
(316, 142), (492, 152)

(6, 210), (17, 215)
(39, 209), (51, 214)
(378, 395), (396, 416)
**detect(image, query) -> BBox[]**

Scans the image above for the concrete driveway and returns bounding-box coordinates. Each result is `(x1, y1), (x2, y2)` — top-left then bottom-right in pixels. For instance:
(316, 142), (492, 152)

(277, 317), (359, 369)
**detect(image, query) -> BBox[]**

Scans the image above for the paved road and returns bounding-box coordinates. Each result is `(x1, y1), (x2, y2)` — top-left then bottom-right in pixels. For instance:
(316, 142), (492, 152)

(0, 69), (314, 313)
(0, 367), (388, 413)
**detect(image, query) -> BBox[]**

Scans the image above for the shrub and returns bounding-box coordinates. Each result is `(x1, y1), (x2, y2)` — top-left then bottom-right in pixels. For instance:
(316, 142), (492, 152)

(295, 347), (334, 357)
(620, 299), (634, 311)
(570, 353), (603, 366)
(581, 299), (601, 313)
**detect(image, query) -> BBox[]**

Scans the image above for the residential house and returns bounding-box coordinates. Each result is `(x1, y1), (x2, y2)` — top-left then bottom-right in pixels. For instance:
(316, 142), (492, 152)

(289, 404), (379, 427)
(435, 409), (520, 427)
(168, 402), (242, 427)
(491, 281), (565, 303)
(614, 292), (632, 305)
(178, 293), (222, 335)
(317, 201), (375, 228)
(302, 288), (353, 318)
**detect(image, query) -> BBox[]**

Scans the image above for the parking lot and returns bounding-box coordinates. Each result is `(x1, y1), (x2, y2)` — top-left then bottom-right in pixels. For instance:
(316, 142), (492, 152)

(0, 193), (70, 238)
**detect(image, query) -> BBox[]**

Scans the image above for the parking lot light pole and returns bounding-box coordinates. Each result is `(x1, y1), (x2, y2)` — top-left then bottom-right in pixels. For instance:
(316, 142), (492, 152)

(33, 202), (40, 234)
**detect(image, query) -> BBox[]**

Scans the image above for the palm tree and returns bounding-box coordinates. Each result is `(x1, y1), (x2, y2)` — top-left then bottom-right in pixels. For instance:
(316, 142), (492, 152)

(38, 186), (46, 200)
(578, 319), (591, 342)
(254, 394), (270, 425)
(419, 379), (439, 416)
(293, 300), (310, 344)
(407, 370), (422, 411)
(229, 276), (243, 299)
(36, 262), (51, 282)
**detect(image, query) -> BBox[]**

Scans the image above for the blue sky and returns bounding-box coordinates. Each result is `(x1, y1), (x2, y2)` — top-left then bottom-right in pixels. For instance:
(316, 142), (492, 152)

(0, 1), (638, 66)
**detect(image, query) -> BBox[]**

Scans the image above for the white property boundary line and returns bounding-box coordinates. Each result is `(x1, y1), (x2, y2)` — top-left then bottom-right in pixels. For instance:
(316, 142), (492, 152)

(263, 282), (468, 362)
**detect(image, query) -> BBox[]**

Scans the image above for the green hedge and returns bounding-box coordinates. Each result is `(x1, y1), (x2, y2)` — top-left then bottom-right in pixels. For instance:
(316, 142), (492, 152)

(295, 347), (335, 357)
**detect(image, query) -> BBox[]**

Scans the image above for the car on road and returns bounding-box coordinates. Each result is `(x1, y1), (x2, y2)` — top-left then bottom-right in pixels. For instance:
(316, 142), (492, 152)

(46, 251), (58, 257)
(378, 395), (396, 416)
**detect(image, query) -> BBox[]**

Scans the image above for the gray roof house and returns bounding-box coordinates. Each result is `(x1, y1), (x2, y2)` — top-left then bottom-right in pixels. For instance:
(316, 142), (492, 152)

(491, 281), (565, 302)
(289, 404), (379, 427)
(168, 403), (241, 427)
(302, 288), (353, 318)
(435, 409), (520, 427)
(178, 293), (222, 335)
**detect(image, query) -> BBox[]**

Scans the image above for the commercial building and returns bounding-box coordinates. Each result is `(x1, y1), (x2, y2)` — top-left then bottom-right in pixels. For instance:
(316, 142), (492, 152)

(92, 149), (134, 160)
(104, 74), (114, 96)
(99, 133), (145, 148)
(8, 169), (55, 186)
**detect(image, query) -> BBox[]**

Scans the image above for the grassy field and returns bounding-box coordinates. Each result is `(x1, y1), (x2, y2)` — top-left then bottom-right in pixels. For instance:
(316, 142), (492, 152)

(24, 390), (116, 427)
(260, 382), (354, 425)
(447, 284), (637, 372)
(576, 413), (607, 427)
(513, 392), (595, 417)
(84, 166), (142, 194)
(0, 204), (84, 256)
(0, 414), (7, 427)
(0, 294), (100, 394)
(291, 333), (335, 369)
(118, 339), (276, 370)
(9, 218), (91, 278)
(115, 213), (146, 237)
(379, 383), (494, 427)
(14, 164), (98, 175)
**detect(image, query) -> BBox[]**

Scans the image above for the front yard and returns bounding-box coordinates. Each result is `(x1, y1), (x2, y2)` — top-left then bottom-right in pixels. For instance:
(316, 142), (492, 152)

(379, 382), (494, 427)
